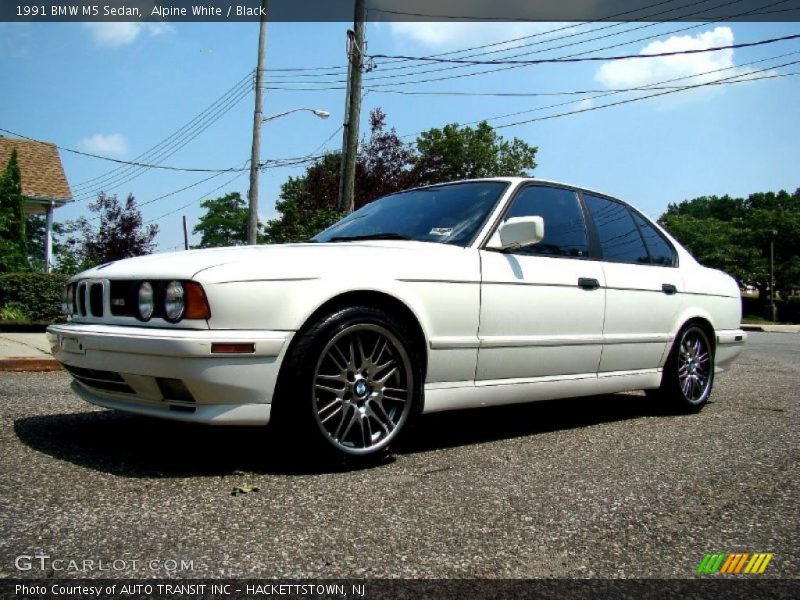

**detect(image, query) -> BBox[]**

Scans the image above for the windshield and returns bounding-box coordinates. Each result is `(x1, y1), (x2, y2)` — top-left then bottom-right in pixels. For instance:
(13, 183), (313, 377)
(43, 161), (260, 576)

(311, 181), (510, 247)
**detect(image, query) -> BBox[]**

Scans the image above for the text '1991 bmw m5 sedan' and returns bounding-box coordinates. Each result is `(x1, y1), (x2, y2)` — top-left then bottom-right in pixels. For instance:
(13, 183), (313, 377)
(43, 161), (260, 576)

(48, 178), (746, 458)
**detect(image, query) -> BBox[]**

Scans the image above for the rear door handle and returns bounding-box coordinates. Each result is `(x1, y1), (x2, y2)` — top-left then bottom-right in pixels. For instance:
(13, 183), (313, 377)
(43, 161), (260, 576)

(578, 277), (600, 290)
(662, 283), (677, 295)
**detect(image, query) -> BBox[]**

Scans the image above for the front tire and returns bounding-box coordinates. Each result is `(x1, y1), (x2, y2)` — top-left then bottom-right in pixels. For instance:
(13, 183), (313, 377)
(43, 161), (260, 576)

(651, 324), (715, 413)
(276, 306), (421, 460)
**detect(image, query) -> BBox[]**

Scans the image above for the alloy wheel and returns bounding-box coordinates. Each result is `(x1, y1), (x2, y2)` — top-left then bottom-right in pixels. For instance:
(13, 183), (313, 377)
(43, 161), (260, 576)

(677, 328), (712, 404)
(312, 323), (414, 455)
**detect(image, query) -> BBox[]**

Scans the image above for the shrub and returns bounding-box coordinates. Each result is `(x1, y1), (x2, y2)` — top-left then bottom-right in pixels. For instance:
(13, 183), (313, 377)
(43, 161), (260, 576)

(0, 272), (69, 322)
(0, 301), (29, 321)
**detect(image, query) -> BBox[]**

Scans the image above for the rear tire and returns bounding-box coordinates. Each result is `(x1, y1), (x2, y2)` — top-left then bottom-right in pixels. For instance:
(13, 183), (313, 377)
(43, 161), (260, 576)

(274, 305), (422, 462)
(649, 324), (715, 413)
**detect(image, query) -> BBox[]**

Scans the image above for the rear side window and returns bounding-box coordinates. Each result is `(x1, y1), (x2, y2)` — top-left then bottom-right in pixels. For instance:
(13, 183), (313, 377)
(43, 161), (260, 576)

(631, 212), (676, 266)
(583, 194), (649, 264)
(503, 185), (589, 258)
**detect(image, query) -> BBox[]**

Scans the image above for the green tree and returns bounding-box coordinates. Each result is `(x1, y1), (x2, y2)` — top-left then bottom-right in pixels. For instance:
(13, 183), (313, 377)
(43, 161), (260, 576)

(0, 150), (28, 272)
(264, 110), (538, 243)
(263, 154), (345, 244)
(192, 192), (259, 248)
(264, 109), (411, 243)
(414, 120), (537, 185)
(65, 192), (158, 269)
(659, 189), (800, 300)
(25, 215), (82, 273)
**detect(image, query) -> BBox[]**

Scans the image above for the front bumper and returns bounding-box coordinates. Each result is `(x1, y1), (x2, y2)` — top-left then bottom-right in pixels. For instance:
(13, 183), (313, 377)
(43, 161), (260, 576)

(47, 323), (293, 425)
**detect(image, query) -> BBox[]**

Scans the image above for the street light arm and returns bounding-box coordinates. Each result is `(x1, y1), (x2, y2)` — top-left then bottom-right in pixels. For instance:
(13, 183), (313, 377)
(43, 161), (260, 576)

(262, 107), (330, 123)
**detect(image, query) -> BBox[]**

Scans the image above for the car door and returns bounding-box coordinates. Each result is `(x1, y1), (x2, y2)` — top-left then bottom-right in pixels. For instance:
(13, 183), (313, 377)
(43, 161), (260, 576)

(582, 192), (684, 373)
(477, 184), (606, 381)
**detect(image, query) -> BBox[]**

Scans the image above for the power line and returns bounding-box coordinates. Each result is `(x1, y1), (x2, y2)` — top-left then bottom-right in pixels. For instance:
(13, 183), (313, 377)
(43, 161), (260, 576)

(493, 65), (800, 129)
(254, 0), (743, 83)
(71, 73), (254, 199)
(71, 88), (253, 201)
(262, 0), (794, 79)
(0, 127), (254, 174)
(144, 170), (249, 226)
(362, 1), (787, 88)
(480, 57), (800, 126)
(259, 0), (695, 79)
(72, 71), (254, 190)
(234, 0), (795, 86)
(267, 0), (788, 89)
(396, 51), (800, 139)
(85, 171), (235, 223)
(362, 0), (731, 75)
(368, 32), (800, 65)
(366, 0), (691, 21)
(72, 83), (252, 197)
(345, 49), (800, 96)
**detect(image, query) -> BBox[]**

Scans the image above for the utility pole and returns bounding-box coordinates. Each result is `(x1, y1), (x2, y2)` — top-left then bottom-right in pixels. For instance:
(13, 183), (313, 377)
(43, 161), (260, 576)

(182, 215), (189, 250)
(770, 229), (777, 322)
(337, 0), (366, 213)
(247, 0), (268, 245)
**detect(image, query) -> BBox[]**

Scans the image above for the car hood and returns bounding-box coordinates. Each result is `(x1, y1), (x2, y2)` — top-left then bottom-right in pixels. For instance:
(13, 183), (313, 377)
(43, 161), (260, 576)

(72, 241), (479, 284)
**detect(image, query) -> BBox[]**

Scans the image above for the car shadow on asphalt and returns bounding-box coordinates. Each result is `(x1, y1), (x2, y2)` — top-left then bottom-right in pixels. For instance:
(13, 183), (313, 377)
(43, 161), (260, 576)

(12, 391), (684, 478)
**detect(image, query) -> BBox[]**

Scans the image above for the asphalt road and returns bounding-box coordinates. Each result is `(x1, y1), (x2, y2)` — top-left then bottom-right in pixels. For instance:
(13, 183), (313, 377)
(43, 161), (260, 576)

(1, 332), (797, 579)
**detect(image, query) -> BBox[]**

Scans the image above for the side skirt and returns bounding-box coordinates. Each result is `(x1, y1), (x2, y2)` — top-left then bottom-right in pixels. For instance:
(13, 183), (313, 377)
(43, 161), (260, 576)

(422, 369), (662, 414)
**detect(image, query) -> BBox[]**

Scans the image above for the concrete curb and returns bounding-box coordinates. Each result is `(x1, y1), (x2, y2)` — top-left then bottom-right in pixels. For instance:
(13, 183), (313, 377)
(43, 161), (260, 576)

(0, 358), (61, 372)
(741, 324), (800, 333)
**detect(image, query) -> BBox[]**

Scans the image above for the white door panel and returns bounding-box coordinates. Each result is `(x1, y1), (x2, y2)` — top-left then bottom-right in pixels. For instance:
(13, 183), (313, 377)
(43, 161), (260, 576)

(478, 251), (606, 380)
(600, 263), (684, 372)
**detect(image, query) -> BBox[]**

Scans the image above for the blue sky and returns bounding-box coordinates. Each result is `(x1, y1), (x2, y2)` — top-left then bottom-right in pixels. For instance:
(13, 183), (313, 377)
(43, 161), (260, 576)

(0, 18), (798, 251)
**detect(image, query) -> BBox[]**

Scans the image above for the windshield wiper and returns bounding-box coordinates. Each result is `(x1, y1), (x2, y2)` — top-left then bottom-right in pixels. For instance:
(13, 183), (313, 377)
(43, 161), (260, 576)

(326, 233), (412, 242)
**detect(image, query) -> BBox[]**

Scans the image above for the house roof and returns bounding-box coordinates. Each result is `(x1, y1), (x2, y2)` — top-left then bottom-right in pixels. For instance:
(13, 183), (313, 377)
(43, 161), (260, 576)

(0, 136), (72, 203)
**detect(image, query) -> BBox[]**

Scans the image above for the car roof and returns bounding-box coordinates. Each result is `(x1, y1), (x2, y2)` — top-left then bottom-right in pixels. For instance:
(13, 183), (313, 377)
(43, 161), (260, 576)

(466, 176), (622, 201)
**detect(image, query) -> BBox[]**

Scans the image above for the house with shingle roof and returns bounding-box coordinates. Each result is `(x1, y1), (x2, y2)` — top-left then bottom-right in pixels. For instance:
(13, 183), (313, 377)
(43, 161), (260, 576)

(0, 135), (73, 272)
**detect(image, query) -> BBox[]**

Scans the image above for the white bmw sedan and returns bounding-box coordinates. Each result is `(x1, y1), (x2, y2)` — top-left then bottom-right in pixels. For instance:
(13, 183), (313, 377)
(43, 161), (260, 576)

(48, 178), (746, 458)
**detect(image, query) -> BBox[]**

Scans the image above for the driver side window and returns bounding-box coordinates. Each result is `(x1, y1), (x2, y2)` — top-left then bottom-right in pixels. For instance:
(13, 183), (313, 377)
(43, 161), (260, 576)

(503, 185), (589, 258)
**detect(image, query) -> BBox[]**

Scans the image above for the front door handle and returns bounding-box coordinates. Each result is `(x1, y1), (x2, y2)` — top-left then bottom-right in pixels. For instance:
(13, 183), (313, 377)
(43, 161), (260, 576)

(578, 277), (600, 290)
(662, 283), (678, 295)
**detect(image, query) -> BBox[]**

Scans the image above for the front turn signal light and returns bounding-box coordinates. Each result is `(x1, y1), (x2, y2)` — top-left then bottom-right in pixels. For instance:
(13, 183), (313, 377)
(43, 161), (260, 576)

(184, 281), (211, 320)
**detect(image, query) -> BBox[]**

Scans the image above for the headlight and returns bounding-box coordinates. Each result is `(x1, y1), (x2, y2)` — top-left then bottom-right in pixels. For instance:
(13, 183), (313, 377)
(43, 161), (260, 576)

(138, 281), (154, 320)
(164, 281), (185, 322)
(62, 284), (74, 315)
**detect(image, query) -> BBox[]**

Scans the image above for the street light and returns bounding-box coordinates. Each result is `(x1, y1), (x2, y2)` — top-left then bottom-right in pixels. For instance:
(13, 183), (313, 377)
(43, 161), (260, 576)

(247, 106), (330, 245)
(261, 107), (330, 124)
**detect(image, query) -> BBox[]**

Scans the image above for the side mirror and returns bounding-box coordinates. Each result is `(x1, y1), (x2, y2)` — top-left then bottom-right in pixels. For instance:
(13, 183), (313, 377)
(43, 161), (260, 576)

(486, 216), (545, 251)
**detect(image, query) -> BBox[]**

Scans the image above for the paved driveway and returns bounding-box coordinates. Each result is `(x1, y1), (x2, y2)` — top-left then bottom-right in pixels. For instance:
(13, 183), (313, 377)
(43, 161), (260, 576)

(1, 333), (797, 578)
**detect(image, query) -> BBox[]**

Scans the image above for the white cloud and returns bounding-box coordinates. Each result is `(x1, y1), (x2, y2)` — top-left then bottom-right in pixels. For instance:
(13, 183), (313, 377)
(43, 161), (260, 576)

(83, 22), (172, 48)
(596, 26), (739, 90)
(78, 133), (128, 156)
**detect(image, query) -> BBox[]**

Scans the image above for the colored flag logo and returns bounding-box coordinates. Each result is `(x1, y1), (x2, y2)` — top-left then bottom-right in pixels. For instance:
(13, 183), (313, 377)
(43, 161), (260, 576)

(697, 552), (774, 574)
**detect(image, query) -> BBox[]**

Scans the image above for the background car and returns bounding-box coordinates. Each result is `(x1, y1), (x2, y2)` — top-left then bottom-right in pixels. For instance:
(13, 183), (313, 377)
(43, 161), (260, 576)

(48, 178), (746, 459)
